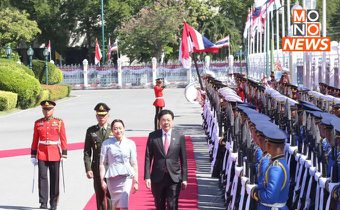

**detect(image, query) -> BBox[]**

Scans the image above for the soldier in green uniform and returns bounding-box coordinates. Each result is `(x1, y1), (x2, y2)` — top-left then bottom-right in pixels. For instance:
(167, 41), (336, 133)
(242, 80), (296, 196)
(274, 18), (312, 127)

(83, 103), (112, 210)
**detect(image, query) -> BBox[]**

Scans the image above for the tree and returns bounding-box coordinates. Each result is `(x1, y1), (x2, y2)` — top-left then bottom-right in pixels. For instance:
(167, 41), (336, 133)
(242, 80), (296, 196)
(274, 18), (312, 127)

(201, 14), (241, 59)
(118, 1), (185, 63)
(329, 3), (340, 41)
(9, 0), (151, 61)
(0, 7), (41, 47)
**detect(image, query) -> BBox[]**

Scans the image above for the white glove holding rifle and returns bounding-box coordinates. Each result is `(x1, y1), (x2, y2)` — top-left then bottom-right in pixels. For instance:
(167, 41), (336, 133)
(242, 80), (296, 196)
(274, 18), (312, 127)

(31, 156), (38, 165)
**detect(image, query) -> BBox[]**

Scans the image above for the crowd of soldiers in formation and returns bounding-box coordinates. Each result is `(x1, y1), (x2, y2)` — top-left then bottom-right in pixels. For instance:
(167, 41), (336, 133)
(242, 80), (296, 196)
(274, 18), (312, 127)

(200, 73), (340, 210)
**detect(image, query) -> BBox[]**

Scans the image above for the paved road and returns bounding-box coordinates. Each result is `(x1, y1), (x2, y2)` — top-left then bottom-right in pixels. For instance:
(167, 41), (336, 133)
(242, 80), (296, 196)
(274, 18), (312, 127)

(0, 88), (224, 210)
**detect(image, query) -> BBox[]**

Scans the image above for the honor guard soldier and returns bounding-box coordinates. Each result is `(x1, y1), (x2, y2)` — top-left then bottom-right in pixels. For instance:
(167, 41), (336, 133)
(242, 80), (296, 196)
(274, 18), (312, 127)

(153, 78), (165, 130)
(83, 103), (112, 210)
(31, 100), (67, 210)
(249, 126), (290, 210)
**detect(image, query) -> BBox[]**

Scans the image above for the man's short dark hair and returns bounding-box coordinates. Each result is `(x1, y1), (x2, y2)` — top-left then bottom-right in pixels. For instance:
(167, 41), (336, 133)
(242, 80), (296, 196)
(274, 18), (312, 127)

(158, 109), (174, 120)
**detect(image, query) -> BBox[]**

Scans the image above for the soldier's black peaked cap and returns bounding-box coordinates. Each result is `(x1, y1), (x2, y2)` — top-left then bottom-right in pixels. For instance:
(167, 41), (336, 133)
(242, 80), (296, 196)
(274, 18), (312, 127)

(40, 100), (56, 109)
(94, 102), (110, 115)
(260, 125), (287, 143)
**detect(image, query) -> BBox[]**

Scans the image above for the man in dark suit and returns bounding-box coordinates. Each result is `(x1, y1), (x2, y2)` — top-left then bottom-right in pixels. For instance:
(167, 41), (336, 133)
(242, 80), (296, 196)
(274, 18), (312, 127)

(83, 103), (112, 210)
(144, 109), (188, 210)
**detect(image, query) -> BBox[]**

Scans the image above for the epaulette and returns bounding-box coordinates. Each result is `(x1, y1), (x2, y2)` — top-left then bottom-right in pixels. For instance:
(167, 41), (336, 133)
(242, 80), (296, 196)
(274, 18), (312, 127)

(35, 118), (45, 123)
(271, 160), (288, 190)
(53, 117), (63, 121)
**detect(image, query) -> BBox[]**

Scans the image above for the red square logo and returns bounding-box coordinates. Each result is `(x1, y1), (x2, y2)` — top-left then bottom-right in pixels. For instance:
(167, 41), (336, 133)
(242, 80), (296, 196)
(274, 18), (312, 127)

(306, 22), (321, 37)
(293, 9), (306, 23)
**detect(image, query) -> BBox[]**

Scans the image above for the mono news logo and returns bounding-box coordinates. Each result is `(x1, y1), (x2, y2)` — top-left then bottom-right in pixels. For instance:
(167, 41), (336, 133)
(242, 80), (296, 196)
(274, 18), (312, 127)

(282, 9), (331, 52)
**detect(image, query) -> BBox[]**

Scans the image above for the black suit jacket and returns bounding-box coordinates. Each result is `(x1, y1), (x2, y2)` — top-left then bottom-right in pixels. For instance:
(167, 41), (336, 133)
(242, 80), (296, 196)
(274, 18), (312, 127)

(144, 129), (188, 183)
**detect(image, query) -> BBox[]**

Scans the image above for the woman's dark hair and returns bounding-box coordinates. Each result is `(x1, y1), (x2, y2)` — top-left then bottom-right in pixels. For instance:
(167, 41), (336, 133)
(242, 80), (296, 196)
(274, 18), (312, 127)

(158, 109), (174, 120)
(111, 119), (125, 129)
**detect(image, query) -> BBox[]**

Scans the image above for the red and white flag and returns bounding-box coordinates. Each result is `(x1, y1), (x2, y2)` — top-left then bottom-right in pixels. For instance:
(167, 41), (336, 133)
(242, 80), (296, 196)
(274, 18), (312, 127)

(179, 22), (219, 69)
(95, 38), (102, 65)
(47, 40), (51, 53)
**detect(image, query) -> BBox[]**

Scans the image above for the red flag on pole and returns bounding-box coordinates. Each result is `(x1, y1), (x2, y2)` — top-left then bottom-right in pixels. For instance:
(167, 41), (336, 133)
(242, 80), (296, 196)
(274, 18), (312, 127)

(95, 38), (102, 65)
(179, 22), (219, 69)
(47, 40), (51, 53)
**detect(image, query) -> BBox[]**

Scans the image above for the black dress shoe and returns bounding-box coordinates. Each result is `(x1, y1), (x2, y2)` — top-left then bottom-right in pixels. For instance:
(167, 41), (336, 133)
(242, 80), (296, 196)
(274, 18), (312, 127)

(49, 206), (57, 210)
(39, 203), (47, 209)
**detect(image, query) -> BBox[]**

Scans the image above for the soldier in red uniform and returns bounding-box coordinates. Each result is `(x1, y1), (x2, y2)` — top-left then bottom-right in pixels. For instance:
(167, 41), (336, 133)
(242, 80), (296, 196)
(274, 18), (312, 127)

(236, 78), (246, 102)
(31, 100), (67, 210)
(153, 78), (165, 130)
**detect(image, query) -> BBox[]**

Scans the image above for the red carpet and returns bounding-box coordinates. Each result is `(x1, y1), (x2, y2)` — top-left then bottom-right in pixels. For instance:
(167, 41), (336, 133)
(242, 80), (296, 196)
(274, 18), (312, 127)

(0, 142), (84, 158)
(0, 137), (198, 209)
(83, 136), (198, 210)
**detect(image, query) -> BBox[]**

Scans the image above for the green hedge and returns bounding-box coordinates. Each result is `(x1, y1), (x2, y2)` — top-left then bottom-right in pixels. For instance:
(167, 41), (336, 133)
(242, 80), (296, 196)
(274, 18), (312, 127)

(0, 58), (35, 76)
(41, 85), (71, 101)
(35, 89), (50, 106)
(0, 62), (41, 109)
(0, 90), (18, 111)
(32, 60), (63, 85)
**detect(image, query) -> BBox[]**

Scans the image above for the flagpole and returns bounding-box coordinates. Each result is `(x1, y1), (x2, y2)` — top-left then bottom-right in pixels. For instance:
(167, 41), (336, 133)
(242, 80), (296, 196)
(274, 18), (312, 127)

(228, 37), (231, 57)
(100, 0), (105, 65)
(192, 53), (204, 90)
(321, 0), (327, 85)
(256, 31), (259, 54)
(271, 10), (274, 74)
(287, 0), (294, 83)
(276, 7), (279, 51)
(266, 1), (270, 77)
(248, 8), (251, 78)
(117, 38), (120, 61)
(281, 0), (285, 69)
(303, 0), (307, 87)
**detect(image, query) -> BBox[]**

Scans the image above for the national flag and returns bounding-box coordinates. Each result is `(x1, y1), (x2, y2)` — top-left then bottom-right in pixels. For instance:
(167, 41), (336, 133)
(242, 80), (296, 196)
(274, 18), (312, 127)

(47, 40), (51, 53)
(179, 22), (219, 69)
(55, 51), (62, 61)
(252, 6), (262, 18)
(251, 14), (265, 37)
(95, 38), (102, 65)
(261, 0), (281, 18)
(243, 10), (252, 39)
(214, 36), (230, 48)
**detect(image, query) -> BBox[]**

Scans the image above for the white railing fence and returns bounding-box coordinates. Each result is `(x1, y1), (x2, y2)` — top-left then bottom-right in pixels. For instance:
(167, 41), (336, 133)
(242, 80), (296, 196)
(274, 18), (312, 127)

(59, 57), (240, 89)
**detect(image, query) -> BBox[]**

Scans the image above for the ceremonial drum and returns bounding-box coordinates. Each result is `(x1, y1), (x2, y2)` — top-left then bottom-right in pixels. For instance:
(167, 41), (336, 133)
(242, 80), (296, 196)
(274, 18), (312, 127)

(184, 81), (200, 104)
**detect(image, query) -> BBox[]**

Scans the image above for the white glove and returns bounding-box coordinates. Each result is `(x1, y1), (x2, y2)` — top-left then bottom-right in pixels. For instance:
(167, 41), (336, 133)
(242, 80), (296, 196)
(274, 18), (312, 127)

(61, 156), (67, 162)
(31, 158), (38, 165)
(246, 184), (257, 195)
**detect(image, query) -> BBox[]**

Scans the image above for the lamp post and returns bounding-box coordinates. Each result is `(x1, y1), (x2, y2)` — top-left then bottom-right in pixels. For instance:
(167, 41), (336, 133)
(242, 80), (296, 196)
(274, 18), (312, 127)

(43, 47), (49, 85)
(27, 46), (34, 69)
(5, 44), (12, 59)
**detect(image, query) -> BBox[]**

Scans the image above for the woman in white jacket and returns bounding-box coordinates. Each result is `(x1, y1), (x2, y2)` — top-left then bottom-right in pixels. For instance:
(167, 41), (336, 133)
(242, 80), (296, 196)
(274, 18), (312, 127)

(99, 119), (138, 210)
